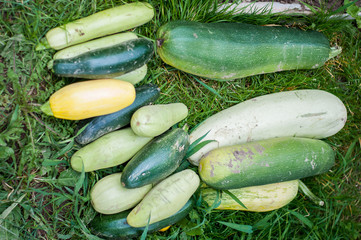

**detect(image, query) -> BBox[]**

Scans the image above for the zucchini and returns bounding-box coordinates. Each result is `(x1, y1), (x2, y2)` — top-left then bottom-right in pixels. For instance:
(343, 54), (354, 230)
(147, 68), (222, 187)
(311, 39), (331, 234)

(188, 89), (347, 166)
(113, 64), (148, 85)
(40, 79), (136, 120)
(130, 103), (188, 137)
(75, 84), (160, 145)
(198, 137), (335, 190)
(156, 21), (341, 81)
(127, 169), (200, 228)
(37, 2), (154, 50)
(71, 128), (152, 172)
(89, 199), (194, 239)
(90, 173), (152, 215)
(53, 38), (154, 79)
(121, 128), (189, 188)
(201, 180), (299, 212)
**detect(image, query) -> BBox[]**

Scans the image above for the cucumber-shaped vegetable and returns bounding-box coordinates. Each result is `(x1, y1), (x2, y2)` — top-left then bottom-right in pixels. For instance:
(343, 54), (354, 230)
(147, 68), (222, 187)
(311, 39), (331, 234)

(91, 173), (152, 215)
(53, 38), (154, 79)
(37, 2), (154, 50)
(40, 79), (136, 120)
(201, 180), (299, 212)
(71, 128), (152, 172)
(188, 89), (347, 165)
(156, 21), (341, 81)
(199, 137), (335, 190)
(113, 64), (148, 85)
(89, 199), (193, 239)
(131, 103), (188, 137)
(127, 169), (200, 227)
(121, 128), (189, 188)
(75, 84), (160, 145)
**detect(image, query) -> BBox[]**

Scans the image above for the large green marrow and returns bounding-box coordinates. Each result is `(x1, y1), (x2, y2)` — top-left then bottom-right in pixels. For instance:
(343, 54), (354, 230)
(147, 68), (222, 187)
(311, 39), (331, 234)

(156, 21), (341, 81)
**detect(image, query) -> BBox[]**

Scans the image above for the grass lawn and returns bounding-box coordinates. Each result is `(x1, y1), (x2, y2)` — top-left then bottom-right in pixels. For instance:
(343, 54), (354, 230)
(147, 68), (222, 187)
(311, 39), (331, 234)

(1, 0), (360, 239)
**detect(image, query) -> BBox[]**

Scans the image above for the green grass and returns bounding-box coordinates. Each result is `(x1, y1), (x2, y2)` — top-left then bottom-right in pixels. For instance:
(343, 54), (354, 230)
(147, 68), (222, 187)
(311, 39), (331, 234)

(1, 0), (360, 239)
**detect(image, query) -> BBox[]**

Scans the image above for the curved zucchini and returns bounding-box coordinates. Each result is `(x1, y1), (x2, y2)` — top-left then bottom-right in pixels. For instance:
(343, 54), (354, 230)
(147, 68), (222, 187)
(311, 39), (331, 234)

(188, 89), (347, 165)
(90, 173), (152, 215)
(89, 199), (194, 239)
(121, 128), (189, 188)
(71, 128), (153, 172)
(53, 38), (154, 79)
(127, 169), (200, 228)
(201, 180), (299, 212)
(40, 79), (135, 120)
(38, 2), (154, 50)
(131, 103), (188, 137)
(75, 84), (160, 145)
(156, 21), (341, 81)
(199, 137), (335, 190)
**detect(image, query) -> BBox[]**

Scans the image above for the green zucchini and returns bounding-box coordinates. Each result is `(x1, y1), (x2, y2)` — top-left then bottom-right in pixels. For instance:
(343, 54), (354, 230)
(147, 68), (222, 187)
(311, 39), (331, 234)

(89, 199), (194, 239)
(53, 38), (154, 79)
(127, 169), (200, 228)
(199, 137), (335, 189)
(113, 64), (148, 85)
(201, 180), (299, 212)
(37, 2), (154, 50)
(130, 103), (188, 137)
(156, 21), (341, 81)
(121, 128), (189, 188)
(75, 84), (160, 145)
(71, 128), (152, 172)
(90, 173), (152, 215)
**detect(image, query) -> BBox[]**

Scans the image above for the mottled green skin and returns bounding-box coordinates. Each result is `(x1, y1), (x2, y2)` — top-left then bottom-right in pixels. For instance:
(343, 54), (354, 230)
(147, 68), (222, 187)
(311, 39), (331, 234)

(53, 38), (154, 78)
(89, 199), (193, 239)
(199, 137), (335, 189)
(157, 21), (331, 80)
(121, 128), (189, 188)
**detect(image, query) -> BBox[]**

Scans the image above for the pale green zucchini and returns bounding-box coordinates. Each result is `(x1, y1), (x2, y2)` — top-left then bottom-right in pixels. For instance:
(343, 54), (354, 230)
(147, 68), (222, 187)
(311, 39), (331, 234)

(90, 173), (152, 214)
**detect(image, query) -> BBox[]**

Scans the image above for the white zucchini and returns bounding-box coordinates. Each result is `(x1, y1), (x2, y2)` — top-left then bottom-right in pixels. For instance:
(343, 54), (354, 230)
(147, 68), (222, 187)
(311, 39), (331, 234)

(113, 64), (148, 85)
(91, 173), (152, 214)
(126, 169), (199, 227)
(189, 89), (347, 165)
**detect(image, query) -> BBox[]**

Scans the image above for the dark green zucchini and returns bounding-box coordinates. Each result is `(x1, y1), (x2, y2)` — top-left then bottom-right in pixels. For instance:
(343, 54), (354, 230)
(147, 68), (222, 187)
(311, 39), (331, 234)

(121, 128), (189, 188)
(75, 84), (160, 145)
(53, 38), (154, 78)
(89, 199), (194, 239)
(156, 21), (341, 81)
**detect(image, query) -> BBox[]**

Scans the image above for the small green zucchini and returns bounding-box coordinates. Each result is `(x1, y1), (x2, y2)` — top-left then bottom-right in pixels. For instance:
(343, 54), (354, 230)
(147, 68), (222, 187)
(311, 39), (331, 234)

(199, 137), (335, 189)
(71, 128), (153, 172)
(131, 103), (188, 137)
(121, 128), (189, 188)
(53, 38), (154, 79)
(37, 2), (154, 50)
(90, 173), (152, 215)
(75, 84), (160, 145)
(127, 169), (200, 228)
(201, 180), (299, 212)
(157, 21), (341, 81)
(89, 199), (194, 239)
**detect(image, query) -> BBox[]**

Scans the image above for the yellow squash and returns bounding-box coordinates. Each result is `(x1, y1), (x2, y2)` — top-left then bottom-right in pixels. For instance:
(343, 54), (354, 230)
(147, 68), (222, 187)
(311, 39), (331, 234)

(41, 79), (135, 120)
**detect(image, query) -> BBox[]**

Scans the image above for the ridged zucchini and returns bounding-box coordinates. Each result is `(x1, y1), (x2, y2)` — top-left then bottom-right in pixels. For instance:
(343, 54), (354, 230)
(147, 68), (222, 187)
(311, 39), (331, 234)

(130, 103), (188, 137)
(75, 84), (160, 145)
(37, 2), (154, 50)
(188, 89), (347, 165)
(40, 79), (135, 120)
(89, 199), (193, 239)
(127, 169), (200, 227)
(71, 128), (152, 172)
(156, 21), (341, 81)
(199, 137), (335, 189)
(53, 38), (154, 79)
(121, 128), (189, 188)
(90, 173), (152, 215)
(201, 180), (299, 212)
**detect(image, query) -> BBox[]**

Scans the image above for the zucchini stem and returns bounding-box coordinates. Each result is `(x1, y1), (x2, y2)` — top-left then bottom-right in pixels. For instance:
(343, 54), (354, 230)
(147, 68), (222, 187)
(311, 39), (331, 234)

(328, 46), (342, 60)
(298, 180), (324, 206)
(40, 101), (54, 116)
(156, 39), (164, 48)
(36, 38), (51, 51)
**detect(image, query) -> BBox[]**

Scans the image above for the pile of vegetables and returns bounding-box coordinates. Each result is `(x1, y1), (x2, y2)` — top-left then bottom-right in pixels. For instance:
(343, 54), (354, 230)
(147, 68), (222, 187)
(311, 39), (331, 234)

(37, 1), (348, 239)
